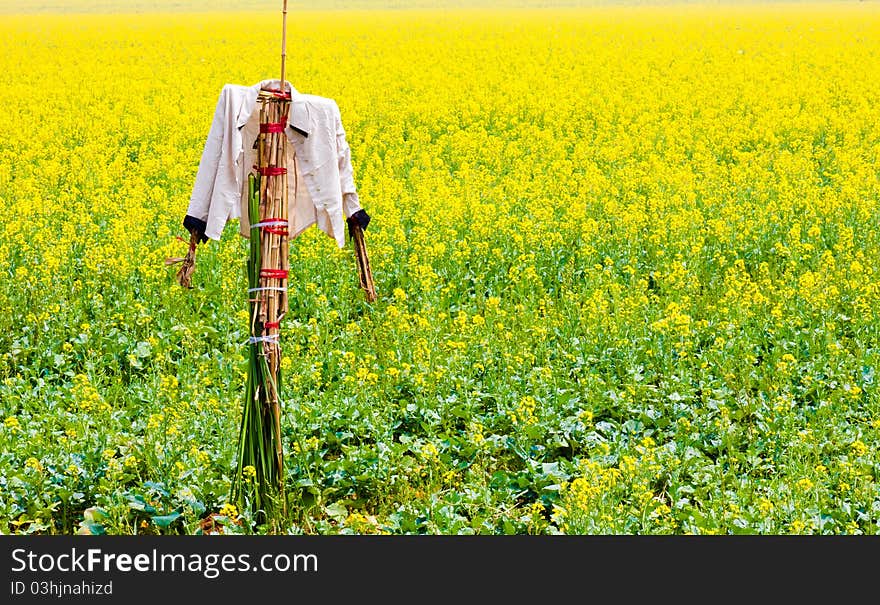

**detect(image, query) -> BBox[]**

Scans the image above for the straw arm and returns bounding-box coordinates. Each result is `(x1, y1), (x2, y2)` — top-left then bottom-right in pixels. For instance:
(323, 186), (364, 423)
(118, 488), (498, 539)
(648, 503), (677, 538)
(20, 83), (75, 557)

(349, 221), (377, 302)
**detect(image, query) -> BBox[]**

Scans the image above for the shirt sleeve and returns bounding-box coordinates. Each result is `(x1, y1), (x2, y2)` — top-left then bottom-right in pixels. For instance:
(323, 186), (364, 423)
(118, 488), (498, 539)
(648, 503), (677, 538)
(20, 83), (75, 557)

(333, 100), (363, 218)
(185, 85), (242, 242)
(186, 88), (227, 235)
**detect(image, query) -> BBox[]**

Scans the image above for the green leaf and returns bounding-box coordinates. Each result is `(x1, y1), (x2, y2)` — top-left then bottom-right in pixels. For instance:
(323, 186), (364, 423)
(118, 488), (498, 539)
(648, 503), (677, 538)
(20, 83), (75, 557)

(325, 503), (348, 520)
(524, 424), (544, 439)
(187, 499), (206, 517)
(77, 522), (106, 536)
(83, 506), (107, 524)
(143, 481), (169, 497)
(126, 494), (157, 515)
(151, 512), (182, 528)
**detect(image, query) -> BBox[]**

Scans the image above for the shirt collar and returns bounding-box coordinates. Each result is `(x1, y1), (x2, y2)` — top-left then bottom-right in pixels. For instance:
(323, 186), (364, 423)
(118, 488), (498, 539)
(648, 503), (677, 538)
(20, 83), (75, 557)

(236, 80), (309, 137)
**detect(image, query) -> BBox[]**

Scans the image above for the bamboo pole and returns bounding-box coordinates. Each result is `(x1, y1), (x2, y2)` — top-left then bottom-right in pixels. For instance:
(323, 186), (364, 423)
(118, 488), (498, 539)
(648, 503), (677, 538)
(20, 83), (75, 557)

(257, 91), (290, 520)
(234, 0), (294, 530)
(235, 91), (290, 525)
(280, 0), (289, 92)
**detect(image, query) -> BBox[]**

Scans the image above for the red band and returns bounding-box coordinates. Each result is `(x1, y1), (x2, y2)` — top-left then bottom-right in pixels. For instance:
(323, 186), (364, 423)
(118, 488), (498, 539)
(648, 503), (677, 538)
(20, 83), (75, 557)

(260, 269), (289, 279)
(258, 166), (287, 176)
(263, 226), (289, 236)
(265, 321), (280, 329)
(260, 122), (286, 133)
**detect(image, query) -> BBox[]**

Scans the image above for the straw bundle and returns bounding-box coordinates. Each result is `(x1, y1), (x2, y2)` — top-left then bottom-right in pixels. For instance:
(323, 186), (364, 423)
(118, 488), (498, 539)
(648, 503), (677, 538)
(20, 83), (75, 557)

(165, 232), (200, 289)
(349, 219), (377, 302)
(232, 89), (291, 525)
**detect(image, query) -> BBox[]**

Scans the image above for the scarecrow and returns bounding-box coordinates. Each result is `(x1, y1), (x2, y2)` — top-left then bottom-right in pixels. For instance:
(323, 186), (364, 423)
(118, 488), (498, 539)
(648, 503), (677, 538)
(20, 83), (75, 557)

(167, 1), (376, 527)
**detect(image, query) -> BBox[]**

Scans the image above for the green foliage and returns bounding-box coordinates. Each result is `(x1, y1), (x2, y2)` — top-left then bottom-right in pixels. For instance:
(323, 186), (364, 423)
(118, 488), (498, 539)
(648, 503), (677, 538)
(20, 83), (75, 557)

(1, 6), (880, 535)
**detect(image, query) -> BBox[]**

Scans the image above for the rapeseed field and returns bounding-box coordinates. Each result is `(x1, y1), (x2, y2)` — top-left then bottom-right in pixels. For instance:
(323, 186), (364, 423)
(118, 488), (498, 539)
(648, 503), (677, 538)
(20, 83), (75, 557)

(1, 2), (879, 534)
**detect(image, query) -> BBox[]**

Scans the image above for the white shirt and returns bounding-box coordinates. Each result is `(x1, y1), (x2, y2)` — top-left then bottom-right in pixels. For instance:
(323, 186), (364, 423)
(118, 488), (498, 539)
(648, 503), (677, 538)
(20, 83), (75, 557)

(187, 79), (362, 248)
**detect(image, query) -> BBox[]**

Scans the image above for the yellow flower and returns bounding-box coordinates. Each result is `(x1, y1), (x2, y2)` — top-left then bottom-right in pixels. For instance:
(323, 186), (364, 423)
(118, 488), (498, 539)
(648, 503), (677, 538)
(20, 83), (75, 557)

(796, 478), (814, 491)
(219, 503), (238, 518)
(421, 442), (439, 460)
(242, 465), (257, 482)
(850, 440), (868, 457)
(513, 396), (538, 426)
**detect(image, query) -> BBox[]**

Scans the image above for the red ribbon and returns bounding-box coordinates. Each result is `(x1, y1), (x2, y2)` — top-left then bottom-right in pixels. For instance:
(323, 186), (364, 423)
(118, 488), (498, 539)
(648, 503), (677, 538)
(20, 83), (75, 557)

(260, 122), (286, 133)
(258, 166), (287, 176)
(250, 218), (288, 235)
(260, 269), (289, 279)
(265, 321), (280, 329)
(262, 89), (291, 99)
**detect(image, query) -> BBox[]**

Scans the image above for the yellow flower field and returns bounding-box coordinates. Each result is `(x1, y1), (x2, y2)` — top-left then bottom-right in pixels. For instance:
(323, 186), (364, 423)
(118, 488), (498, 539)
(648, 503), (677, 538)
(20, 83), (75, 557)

(0, 1), (879, 534)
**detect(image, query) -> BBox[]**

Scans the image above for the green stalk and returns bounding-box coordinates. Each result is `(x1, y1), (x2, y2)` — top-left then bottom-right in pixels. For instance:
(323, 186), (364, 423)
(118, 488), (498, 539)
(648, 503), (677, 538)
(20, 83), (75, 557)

(232, 173), (269, 517)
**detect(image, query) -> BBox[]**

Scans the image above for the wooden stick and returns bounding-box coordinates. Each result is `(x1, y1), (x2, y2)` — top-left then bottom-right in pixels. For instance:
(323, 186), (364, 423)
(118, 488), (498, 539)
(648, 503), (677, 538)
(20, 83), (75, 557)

(280, 106), (290, 316)
(266, 101), (278, 329)
(262, 95), (288, 517)
(350, 222), (377, 302)
(280, 0), (289, 91)
(239, 15), (295, 526)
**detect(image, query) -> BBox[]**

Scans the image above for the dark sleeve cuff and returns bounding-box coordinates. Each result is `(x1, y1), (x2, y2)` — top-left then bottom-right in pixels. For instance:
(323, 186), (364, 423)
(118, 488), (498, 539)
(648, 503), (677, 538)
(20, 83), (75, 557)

(183, 215), (209, 244)
(346, 209), (371, 239)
